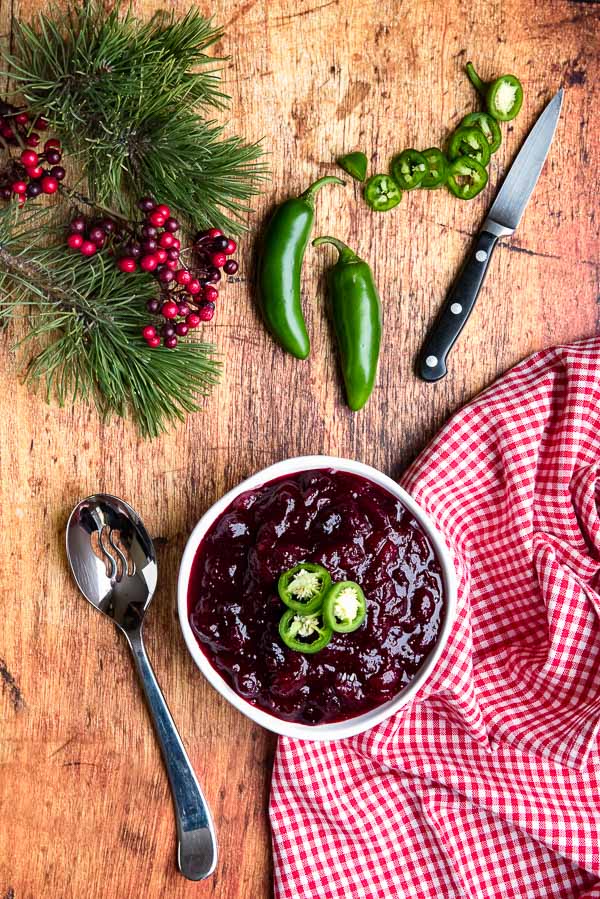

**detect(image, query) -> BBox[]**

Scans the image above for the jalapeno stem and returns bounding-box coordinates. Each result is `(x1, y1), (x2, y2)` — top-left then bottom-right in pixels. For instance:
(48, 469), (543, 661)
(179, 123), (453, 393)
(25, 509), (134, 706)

(300, 176), (345, 206)
(312, 235), (358, 264)
(466, 61), (486, 96)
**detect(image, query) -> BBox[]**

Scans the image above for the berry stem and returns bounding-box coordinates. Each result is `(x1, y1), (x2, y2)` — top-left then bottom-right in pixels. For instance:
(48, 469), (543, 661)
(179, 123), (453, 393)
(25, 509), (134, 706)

(59, 185), (132, 226)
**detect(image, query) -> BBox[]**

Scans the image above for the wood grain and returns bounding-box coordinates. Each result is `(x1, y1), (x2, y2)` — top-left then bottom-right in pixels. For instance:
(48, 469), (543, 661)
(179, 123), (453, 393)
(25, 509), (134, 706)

(0, 1), (598, 897)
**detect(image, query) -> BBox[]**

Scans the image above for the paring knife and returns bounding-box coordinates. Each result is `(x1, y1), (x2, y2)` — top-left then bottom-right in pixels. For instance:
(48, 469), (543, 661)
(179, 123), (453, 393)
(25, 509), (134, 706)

(417, 88), (564, 382)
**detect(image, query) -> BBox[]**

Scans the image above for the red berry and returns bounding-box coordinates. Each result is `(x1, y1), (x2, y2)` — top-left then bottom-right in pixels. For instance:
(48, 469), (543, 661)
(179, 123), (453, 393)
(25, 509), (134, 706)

(155, 204), (170, 218)
(25, 134), (40, 147)
(155, 249), (168, 264)
(164, 217), (179, 232)
(45, 149), (62, 165)
(0, 125), (13, 138)
(208, 228), (222, 239)
(175, 322), (189, 337)
(142, 325), (157, 340)
(20, 149), (38, 167)
(161, 301), (179, 320)
(44, 138), (61, 151)
(80, 240), (97, 256)
(40, 176), (58, 194)
(26, 166), (44, 179)
(224, 239), (237, 255)
(165, 259), (179, 270)
(198, 302), (215, 321)
(164, 336), (178, 349)
(146, 335), (161, 348)
(186, 312), (201, 329)
(70, 217), (86, 233)
(175, 269), (191, 286)
(177, 302), (191, 316)
(211, 252), (227, 268)
(204, 286), (219, 302)
(17, 196), (26, 207)
(15, 112), (29, 125)
(118, 257), (137, 273)
(188, 279), (201, 295)
(34, 117), (48, 130)
(11, 181), (27, 195)
(170, 237), (181, 250)
(67, 234), (84, 249)
(224, 259), (239, 275)
(158, 232), (175, 249)
(148, 211), (166, 227)
(50, 166), (66, 181)
(140, 254), (159, 272)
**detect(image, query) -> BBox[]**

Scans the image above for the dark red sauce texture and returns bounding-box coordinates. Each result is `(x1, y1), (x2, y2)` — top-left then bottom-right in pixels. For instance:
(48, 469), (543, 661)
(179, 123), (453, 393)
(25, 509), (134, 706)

(188, 469), (444, 725)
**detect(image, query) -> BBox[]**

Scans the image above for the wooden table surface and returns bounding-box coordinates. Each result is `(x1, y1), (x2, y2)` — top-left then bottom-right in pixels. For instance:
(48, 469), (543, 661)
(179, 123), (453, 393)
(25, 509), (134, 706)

(0, 1), (598, 897)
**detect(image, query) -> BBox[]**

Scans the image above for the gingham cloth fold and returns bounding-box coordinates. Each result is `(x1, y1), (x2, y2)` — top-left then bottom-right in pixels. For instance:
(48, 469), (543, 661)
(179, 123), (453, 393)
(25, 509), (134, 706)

(270, 338), (600, 899)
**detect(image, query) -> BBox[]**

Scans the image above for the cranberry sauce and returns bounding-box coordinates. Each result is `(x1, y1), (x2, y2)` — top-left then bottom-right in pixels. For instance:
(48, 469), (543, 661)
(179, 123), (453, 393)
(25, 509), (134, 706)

(188, 469), (444, 725)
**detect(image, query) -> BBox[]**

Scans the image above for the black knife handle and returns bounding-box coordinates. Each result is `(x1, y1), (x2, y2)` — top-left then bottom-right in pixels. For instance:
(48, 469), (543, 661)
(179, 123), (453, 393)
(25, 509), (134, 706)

(417, 229), (500, 382)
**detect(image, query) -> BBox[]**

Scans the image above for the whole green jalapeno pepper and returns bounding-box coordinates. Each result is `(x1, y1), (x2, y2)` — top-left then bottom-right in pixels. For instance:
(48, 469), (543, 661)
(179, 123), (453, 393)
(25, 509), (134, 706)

(466, 61), (524, 122)
(313, 236), (382, 412)
(258, 176), (345, 359)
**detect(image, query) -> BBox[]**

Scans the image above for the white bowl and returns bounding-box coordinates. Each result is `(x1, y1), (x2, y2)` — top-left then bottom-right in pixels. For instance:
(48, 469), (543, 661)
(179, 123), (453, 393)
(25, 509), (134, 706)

(178, 455), (457, 742)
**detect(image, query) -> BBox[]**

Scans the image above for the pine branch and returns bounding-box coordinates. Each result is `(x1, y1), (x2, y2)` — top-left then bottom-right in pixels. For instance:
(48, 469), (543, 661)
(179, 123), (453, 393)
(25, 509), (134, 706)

(2, 0), (267, 235)
(0, 205), (221, 437)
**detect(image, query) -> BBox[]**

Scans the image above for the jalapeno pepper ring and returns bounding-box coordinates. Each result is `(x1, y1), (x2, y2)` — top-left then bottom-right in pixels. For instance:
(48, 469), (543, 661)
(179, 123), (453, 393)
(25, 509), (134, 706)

(277, 562), (332, 613)
(448, 126), (491, 167)
(322, 581), (367, 633)
(461, 112), (502, 154)
(364, 173), (402, 211)
(446, 155), (488, 200)
(390, 149), (429, 191)
(278, 608), (333, 653)
(420, 147), (448, 189)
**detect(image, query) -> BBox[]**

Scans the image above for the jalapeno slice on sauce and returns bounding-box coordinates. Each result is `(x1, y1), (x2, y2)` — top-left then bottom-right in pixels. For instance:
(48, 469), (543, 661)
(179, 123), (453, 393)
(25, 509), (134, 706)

(390, 149), (429, 191)
(277, 563), (332, 613)
(278, 608), (333, 653)
(364, 173), (402, 211)
(322, 581), (367, 633)
(446, 156), (488, 200)
(461, 112), (502, 154)
(420, 147), (448, 189)
(448, 126), (491, 167)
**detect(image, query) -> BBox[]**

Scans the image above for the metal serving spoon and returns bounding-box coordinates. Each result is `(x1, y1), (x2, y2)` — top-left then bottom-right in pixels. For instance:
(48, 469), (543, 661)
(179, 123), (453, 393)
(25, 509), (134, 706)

(66, 493), (217, 881)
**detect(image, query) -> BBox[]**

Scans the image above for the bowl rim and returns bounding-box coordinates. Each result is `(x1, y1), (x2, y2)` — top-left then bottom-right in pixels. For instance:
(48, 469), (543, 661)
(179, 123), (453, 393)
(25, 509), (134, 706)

(177, 455), (457, 742)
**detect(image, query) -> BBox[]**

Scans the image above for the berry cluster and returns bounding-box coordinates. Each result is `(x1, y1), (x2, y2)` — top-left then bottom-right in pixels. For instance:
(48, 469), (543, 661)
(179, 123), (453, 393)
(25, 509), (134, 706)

(0, 107), (66, 204)
(67, 215), (121, 256)
(64, 195), (240, 349)
(141, 217), (238, 349)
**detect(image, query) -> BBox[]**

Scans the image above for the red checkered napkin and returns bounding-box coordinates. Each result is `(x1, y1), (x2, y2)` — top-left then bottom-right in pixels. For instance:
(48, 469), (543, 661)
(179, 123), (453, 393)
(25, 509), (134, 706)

(270, 338), (600, 899)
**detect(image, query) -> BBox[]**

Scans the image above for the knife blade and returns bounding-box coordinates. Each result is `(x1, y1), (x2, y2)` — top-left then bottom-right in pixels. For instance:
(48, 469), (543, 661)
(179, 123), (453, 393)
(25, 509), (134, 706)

(417, 88), (564, 383)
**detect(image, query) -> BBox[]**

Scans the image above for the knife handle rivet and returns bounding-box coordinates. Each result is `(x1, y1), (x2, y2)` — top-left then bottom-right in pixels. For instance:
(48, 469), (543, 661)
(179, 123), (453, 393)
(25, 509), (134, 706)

(425, 355), (438, 368)
(450, 303), (463, 315)
(475, 250), (488, 262)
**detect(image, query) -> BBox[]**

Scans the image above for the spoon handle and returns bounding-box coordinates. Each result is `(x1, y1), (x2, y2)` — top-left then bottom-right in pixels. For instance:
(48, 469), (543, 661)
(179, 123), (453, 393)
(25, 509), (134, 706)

(124, 628), (217, 881)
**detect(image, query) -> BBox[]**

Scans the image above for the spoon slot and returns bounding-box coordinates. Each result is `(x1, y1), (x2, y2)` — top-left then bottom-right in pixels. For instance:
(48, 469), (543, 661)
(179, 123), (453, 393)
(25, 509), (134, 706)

(90, 525), (134, 583)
